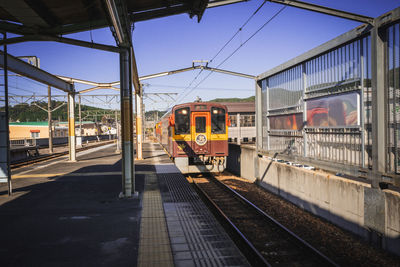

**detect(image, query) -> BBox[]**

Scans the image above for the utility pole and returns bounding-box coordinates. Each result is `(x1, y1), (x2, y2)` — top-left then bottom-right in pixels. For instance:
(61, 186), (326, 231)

(48, 85), (53, 154)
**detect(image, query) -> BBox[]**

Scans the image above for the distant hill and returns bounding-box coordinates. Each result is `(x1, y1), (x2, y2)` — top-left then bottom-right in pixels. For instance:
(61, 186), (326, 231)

(208, 96), (255, 103)
(3, 101), (110, 122)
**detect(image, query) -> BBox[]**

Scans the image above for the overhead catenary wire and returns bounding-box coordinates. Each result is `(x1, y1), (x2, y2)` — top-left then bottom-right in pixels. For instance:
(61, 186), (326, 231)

(145, 83), (253, 91)
(7, 84), (38, 94)
(173, 1), (269, 105)
(176, 5), (287, 104)
(209, 0), (267, 64)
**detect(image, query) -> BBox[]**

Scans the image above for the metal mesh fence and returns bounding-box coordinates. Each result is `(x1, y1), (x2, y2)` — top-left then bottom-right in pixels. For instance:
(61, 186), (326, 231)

(268, 65), (303, 110)
(261, 36), (370, 169)
(387, 22), (400, 173)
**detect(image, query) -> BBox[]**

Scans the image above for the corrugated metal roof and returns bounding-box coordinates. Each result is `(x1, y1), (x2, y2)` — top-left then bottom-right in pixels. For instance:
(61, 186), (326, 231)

(0, 0), (210, 35)
(9, 122), (49, 126)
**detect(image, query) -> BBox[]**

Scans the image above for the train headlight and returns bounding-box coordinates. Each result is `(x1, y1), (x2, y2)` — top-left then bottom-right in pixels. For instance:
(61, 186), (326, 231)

(182, 109), (187, 115)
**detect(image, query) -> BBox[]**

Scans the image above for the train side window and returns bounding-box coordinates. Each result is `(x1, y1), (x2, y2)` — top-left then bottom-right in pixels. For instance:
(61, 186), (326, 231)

(211, 107), (226, 134)
(175, 107), (190, 134)
(195, 117), (206, 133)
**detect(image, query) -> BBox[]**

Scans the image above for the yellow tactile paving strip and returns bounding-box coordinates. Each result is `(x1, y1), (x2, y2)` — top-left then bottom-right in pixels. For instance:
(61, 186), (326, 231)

(138, 173), (174, 267)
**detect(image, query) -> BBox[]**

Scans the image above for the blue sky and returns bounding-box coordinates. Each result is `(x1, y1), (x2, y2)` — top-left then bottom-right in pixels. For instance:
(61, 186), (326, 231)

(6, 0), (400, 111)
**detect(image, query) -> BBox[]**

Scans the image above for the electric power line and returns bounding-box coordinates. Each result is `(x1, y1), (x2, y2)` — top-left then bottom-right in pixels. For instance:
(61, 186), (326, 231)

(209, 0), (267, 64)
(174, 1), (268, 105)
(145, 83), (253, 91)
(176, 5), (287, 104)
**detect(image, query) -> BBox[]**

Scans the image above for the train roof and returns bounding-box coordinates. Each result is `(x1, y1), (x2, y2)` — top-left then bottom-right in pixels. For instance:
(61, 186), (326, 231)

(172, 102), (227, 111)
(158, 102), (228, 121)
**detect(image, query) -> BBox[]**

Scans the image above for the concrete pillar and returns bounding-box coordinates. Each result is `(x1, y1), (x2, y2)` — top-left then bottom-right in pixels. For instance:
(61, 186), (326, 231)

(68, 91), (76, 162)
(48, 85), (53, 154)
(135, 86), (143, 160)
(371, 26), (387, 188)
(120, 48), (134, 197)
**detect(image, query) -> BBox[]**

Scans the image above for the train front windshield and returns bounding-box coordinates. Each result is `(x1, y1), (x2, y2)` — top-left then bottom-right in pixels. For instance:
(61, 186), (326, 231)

(175, 107), (190, 134)
(211, 107), (226, 134)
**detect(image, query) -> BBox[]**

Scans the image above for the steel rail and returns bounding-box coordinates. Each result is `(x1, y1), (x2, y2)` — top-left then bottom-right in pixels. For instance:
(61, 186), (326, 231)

(211, 174), (338, 266)
(191, 173), (338, 266)
(189, 175), (270, 267)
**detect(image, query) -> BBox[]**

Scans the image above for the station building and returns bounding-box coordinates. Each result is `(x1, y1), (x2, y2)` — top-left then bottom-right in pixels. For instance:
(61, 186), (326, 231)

(9, 122), (67, 139)
(9, 121), (101, 139)
(219, 102), (255, 143)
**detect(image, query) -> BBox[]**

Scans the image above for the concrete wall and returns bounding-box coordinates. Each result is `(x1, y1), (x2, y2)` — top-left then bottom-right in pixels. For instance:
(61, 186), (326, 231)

(240, 145), (256, 182)
(228, 144), (400, 256)
(258, 157), (367, 237)
(227, 144), (240, 176)
(384, 190), (400, 255)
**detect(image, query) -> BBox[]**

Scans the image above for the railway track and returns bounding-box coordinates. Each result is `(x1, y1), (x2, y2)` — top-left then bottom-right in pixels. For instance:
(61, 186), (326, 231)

(189, 174), (338, 267)
(11, 140), (115, 169)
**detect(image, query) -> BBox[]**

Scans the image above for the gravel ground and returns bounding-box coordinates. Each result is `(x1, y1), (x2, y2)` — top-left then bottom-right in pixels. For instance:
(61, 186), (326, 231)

(214, 172), (400, 267)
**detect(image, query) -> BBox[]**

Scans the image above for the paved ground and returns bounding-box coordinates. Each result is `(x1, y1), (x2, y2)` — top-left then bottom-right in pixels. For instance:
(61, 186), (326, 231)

(0, 143), (146, 266)
(1, 142), (247, 266)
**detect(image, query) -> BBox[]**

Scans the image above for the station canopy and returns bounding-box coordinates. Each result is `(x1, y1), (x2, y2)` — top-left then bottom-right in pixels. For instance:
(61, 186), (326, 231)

(0, 0), (238, 36)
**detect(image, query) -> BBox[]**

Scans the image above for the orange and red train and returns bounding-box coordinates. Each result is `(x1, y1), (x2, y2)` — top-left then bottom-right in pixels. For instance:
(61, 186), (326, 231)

(155, 102), (228, 173)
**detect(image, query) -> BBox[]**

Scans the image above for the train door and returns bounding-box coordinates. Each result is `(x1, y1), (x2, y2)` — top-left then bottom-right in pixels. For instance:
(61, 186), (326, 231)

(191, 112), (210, 154)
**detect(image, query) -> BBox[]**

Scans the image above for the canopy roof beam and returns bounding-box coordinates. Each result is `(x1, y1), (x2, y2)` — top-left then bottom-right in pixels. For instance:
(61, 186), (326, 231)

(268, 0), (374, 24)
(0, 35), (120, 53)
(0, 51), (73, 93)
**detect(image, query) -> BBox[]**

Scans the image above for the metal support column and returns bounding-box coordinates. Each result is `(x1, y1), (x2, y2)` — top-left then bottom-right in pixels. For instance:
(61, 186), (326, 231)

(360, 39), (366, 168)
(302, 63), (308, 157)
(120, 48), (134, 197)
(78, 94), (82, 147)
(371, 26), (387, 188)
(115, 109), (120, 153)
(79, 95), (82, 136)
(68, 91), (76, 162)
(0, 32), (11, 195)
(142, 101), (145, 142)
(48, 85), (53, 154)
(135, 85), (143, 160)
(255, 81), (262, 181)
(236, 113), (241, 145)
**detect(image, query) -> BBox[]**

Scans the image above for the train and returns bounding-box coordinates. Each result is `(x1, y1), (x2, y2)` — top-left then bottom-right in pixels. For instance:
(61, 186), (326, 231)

(155, 102), (228, 173)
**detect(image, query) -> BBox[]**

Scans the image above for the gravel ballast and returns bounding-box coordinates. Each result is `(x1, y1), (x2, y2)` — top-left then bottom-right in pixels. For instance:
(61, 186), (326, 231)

(214, 172), (400, 267)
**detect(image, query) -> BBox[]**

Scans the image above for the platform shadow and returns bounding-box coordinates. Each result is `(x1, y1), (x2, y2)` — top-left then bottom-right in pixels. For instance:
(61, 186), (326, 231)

(0, 156), (155, 266)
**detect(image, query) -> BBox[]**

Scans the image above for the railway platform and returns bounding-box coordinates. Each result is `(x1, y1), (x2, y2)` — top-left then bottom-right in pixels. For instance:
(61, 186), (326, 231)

(0, 142), (249, 266)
